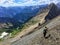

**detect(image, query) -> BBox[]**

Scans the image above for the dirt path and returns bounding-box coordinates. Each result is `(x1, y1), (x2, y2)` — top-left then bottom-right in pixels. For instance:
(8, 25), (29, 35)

(10, 23), (39, 42)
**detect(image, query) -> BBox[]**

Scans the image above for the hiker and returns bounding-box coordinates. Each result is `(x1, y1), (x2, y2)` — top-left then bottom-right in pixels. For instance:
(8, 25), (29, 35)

(43, 26), (50, 39)
(43, 27), (48, 37)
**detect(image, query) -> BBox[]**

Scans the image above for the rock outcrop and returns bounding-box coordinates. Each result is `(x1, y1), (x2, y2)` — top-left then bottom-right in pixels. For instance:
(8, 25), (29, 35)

(45, 3), (60, 20)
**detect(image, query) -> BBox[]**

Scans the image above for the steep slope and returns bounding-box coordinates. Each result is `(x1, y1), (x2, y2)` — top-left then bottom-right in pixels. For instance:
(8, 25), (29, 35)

(11, 15), (60, 45)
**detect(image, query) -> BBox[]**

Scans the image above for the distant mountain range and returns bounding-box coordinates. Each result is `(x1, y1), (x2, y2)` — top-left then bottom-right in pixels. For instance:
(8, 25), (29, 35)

(0, 4), (48, 27)
(0, 3), (60, 28)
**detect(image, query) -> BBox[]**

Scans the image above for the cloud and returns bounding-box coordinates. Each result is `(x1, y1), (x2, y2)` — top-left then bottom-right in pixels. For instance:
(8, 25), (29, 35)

(0, 0), (60, 7)
(0, 0), (6, 3)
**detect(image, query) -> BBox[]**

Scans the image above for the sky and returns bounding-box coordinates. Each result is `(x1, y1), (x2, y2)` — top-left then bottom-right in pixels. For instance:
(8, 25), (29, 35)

(0, 0), (60, 7)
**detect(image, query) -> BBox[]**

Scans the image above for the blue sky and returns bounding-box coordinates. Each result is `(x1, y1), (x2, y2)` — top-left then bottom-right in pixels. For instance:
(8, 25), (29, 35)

(0, 0), (60, 7)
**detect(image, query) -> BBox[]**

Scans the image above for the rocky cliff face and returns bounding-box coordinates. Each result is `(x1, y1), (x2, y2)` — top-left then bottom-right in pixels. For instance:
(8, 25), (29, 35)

(45, 3), (60, 20)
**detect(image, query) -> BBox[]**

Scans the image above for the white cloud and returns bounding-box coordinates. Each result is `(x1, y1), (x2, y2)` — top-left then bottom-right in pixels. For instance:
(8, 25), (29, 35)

(0, 0), (6, 3)
(0, 0), (60, 7)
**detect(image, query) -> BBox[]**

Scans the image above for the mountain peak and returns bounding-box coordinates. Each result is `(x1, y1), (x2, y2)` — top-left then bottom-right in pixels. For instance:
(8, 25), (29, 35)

(45, 3), (60, 20)
(48, 3), (57, 9)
